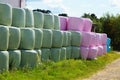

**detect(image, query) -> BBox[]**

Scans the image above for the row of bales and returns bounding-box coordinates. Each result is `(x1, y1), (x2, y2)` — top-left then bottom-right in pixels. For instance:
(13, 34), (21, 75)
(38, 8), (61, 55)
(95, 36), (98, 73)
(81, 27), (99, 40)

(0, 2), (110, 72)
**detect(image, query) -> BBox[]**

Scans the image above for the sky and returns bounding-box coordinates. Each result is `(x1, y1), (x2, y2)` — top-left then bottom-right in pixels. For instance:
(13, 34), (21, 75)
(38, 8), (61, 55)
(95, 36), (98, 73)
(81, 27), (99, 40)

(26, 0), (120, 18)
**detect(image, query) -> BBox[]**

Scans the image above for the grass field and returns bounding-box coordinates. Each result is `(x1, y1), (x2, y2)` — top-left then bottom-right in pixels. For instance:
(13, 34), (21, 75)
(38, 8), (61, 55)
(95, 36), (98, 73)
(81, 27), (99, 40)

(0, 51), (120, 80)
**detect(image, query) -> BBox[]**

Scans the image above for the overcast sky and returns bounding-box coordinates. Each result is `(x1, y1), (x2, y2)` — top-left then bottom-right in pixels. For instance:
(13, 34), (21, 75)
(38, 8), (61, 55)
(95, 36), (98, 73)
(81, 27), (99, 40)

(26, 0), (120, 18)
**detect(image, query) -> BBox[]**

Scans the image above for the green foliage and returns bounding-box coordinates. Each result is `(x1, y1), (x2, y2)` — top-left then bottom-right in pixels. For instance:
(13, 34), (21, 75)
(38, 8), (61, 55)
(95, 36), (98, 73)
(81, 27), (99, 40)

(0, 52), (120, 80)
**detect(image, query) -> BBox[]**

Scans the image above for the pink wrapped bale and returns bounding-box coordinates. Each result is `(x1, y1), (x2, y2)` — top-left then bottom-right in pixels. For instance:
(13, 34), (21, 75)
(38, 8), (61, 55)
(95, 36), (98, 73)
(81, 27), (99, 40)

(89, 32), (97, 47)
(97, 45), (103, 56)
(60, 16), (68, 31)
(101, 33), (107, 45)
(96, 33), (102, 46)
(103, 45), (107, 54)
(88, 46), (98, 59)
(83, 18), (93, 32)
(67, 17), (84, 31)
(80, 46), (89, 60)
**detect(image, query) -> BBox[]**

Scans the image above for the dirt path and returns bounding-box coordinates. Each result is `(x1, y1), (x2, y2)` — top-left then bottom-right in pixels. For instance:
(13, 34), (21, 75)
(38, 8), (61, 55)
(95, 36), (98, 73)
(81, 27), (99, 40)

(83, 52), (120, 80)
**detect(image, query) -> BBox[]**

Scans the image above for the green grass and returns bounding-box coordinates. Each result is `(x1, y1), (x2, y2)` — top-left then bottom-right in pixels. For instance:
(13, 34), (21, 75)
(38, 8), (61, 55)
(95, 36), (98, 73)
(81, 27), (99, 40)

(0, 51), (120, 80)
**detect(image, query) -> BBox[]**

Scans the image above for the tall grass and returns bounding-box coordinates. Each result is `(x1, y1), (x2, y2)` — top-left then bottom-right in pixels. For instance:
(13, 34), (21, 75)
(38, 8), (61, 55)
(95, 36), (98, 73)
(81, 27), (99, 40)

(0, 51), (120, 80)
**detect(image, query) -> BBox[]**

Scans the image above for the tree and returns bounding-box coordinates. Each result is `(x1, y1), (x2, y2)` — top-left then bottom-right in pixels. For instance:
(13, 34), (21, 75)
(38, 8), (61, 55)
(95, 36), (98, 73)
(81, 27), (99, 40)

(58, 13), (68, 17)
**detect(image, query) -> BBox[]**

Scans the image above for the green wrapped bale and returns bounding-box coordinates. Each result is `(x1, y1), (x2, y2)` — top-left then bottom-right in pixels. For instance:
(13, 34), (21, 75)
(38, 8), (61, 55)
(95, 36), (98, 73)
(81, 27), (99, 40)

(51, 48), (61, 62)
(0, 26), (9, 50)
(8, 27), (21, 50)
(71, 46), (80, 59)
(67, 31), (71, 46)
(54, 15), (60, 30)
(62, 31), (68, 47)
(0, 3), (12, 26)
(9, 50), (21, 69)
(71, 31), (82, 47)
(24, 8), (34, 28)
(34, 28), (43, 49)
(20, 28), (35, 50)
(41, 48), (50, 62)
(0, 51), (9, 72)
(33, 11), (44, 28)
(66, 46), (72, 59)
(12, 8), (25, 27)
(60, 47), (66, 60)
(21, 50), (38, 68)
(44, 14), (54, 29)
(52, 30), (63, 48)
(42, 29), (53, 48)
(35, 50), (41, 64)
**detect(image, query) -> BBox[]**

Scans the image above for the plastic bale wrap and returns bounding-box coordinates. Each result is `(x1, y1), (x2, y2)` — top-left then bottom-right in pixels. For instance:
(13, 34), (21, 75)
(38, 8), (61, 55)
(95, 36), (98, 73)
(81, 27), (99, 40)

(9, 50), (21, 69)
(71, 46), (80, 59)
(97, 45), (103, 56)
(81, 32), (92, 47)
(0, 3), (12, 26)
(101, 33), (107, 45)
(20, 28), (35, 50)
(89, 32), (97, 47)
(80, 46), (89, 60)
(88, 46), (98, 59)
(12, 8), (25, 27)
(54, 15), (60, 30)
(8, 27), (21, 50)
(0, 51), (9, 72)
(103, 45), (107, 54)
(50, 48), (61, 62)
(60, 47), (66, 60)
(67, 31), (71, 46)
(24, 8), (34, 28)
(21, 50), (38, 68)
(96, 33), (102, 46)
(66, 46), (72, 59)
(0, 26), (9, 50)
(41, 48), (50, 62)
(71, 31), (82, 47)
(44, 14), (54, 29)
(60, 16), (68, 31)
(35, 50), (41, 64)
(33, 11), (44, 28)
(67, 17), (84, 31)
(34, 28), (43, 49)
(52, 30), (63, 48)
(62, 31), (68, 47)
(82, 18), (93, 32)
(42, 29), (53, 48)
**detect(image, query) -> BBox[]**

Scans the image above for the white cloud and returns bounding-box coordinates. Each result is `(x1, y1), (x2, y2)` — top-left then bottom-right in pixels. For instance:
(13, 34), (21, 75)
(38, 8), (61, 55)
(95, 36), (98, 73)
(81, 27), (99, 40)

(110, 0), (120, 7)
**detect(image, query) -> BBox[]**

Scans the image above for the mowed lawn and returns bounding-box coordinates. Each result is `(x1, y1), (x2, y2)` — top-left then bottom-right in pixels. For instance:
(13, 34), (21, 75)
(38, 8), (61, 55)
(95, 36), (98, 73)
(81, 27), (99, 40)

(0, 51), (120, 80)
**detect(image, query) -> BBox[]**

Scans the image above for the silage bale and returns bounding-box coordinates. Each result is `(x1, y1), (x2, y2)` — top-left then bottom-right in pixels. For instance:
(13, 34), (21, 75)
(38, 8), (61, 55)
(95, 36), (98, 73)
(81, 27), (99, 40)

(12, 8), (25, 27)
(8, 27), (21, 50)
(62, 31), (68, 47)
(103, 45), (107, 54)
(35, 49), (41, 64)
(42, 29), (53, 48)
(71, 31), (82, 47)
(21, 50), (38, 68)
(0, 51), (9, 72)
(33, 11), (44, 28)
(80, 46), (89, 60)
(89, 32), (97, 47)
(88, 46), (98, 59)
(67, 31), (71, 46)
(54, 15), (60, 30)
(0, 25), (9, 50)
(50, 48), (61, 62)
(60, 47), (66, 60)
(24, 8), (34, 28)
(19, 28), (35, 50)
(44, 14), (54, 29)
(34, 28), (43, 49)
(41, 48), (51, 62)
(67, 17), (84, 31)
(97, 45), (103, 56)
(101, 33), (107, 45)
(9, 50), (21, 69)
(60, 16), (68, 31)
(71, 46), (80, 59)
(66, 46), (72, 59)
(52, 30), (63, 48)
(96, 33), (102, 46)
(0, 3), (12, 26)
